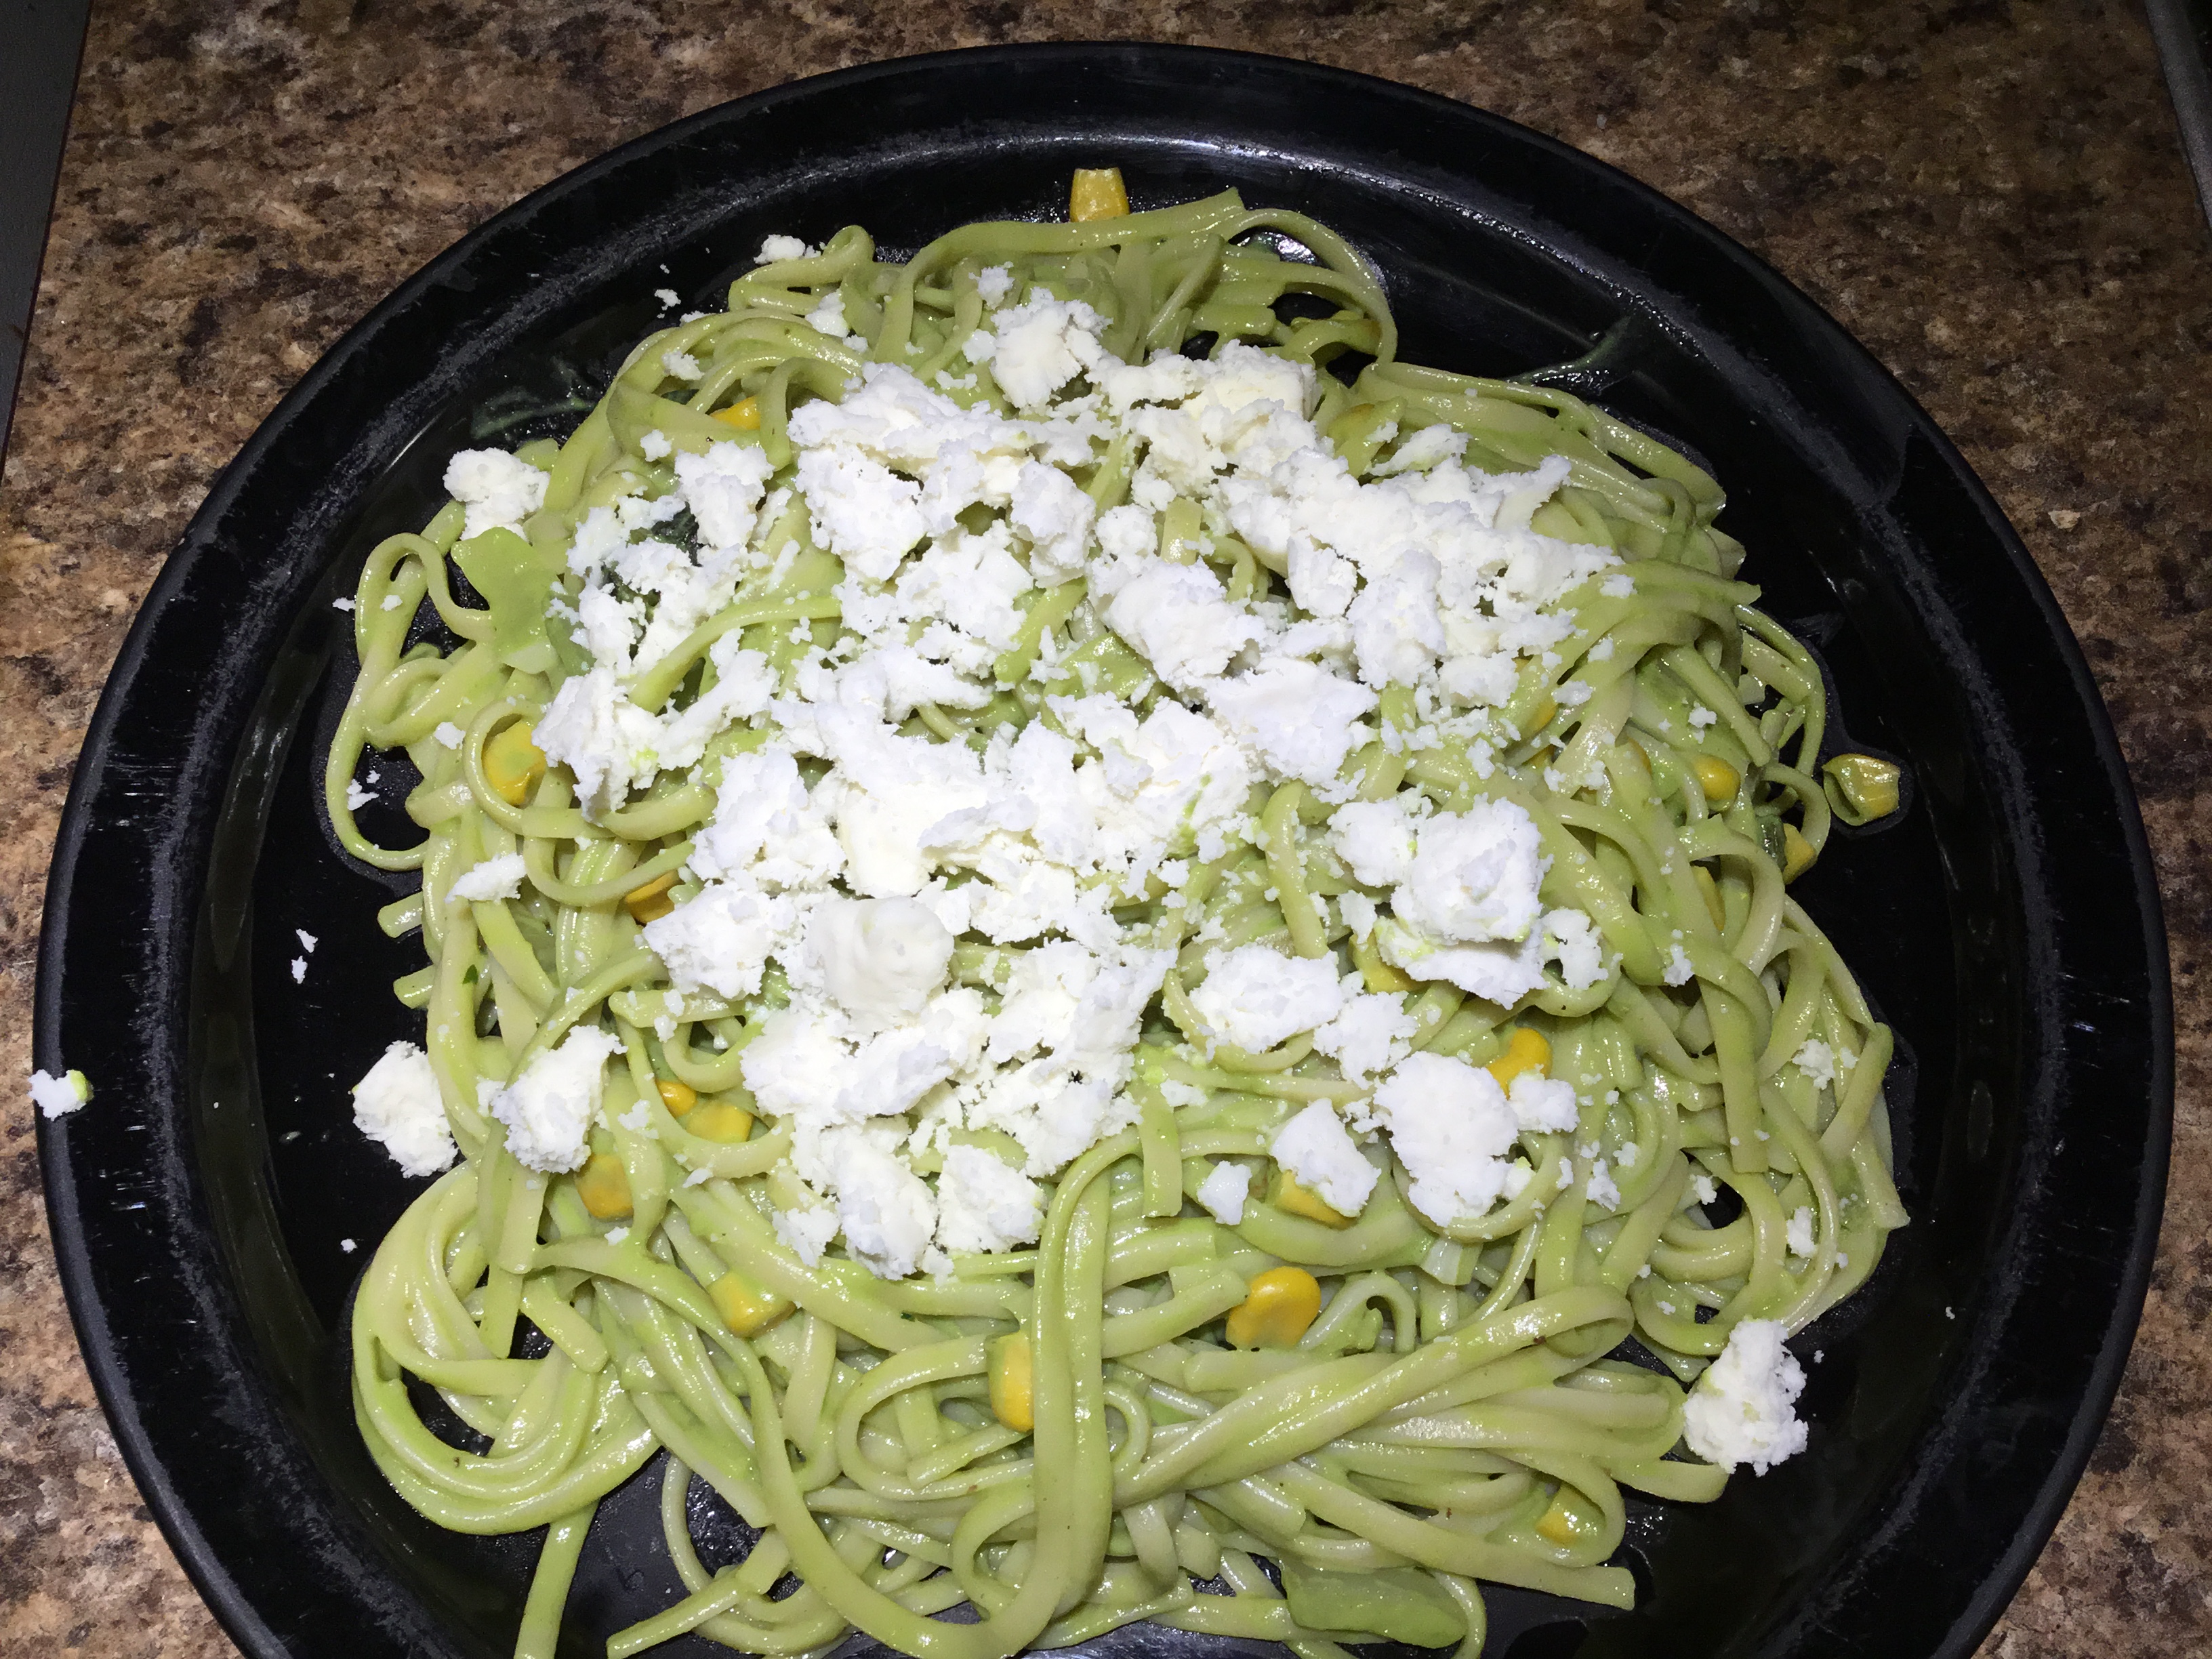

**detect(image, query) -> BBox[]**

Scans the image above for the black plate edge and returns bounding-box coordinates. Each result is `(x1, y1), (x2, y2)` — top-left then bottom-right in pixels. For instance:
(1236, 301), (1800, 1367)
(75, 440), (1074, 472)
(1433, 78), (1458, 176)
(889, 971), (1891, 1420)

(33, 41), (2175, 1659)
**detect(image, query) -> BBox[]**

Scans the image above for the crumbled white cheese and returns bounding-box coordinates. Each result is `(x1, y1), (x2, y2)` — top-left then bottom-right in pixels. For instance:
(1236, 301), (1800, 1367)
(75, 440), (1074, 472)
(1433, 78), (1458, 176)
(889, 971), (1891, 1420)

(350, 1042), (457, 1176)
(1189, 945), (1345, 1054)
(432, 721), (465, 750)
(1103, 558), (1262, 691)
(822, 1126), (937, 1277)
(1207, 657), (1378, 787)
(1270, 1103), (1378, 1217)
(804, 289), (850, 338)
(443, 448), (548, 539)
(510, 276), (1649, 1281)
(1368, 1052), (1529, 1225)
(29, 1067), (91, 1120)
(1393, 798), (1544, 945)
(289, 957), (307, 984)
(975, 294), (1105, 409)
(808, 896), (954, 1024)
(1311, 989), (1417, 1085)
(1793, 1038), (1837, 1091)
(1786, 1204), (1816, 1259)
(756, 234), (813, 264)
(935, 1144), (1043, 1253)
(489, 1027), (622, 1173)
(1508, 1070), (1580, 1132)
(1331, 798), (1419, 888)
(1683, 1318), (1809, 1474)
(1193, 1160), (1251, 1225)
(1586, 1159), (1621, 1211)
(448, 853), (527, 903)
(644, 884), (796, 1002)
(1009, 459), (1096, 584)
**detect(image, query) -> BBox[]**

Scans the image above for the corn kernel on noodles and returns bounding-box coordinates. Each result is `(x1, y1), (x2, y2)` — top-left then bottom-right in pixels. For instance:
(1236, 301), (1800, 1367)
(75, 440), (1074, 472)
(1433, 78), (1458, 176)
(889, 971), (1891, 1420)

(330, 178), (1909, 1659)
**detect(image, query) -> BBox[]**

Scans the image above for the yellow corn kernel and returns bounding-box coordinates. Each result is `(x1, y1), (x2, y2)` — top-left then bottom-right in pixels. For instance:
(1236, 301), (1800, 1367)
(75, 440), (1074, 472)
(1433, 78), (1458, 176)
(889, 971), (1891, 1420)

(708, 1269), (793, 1336)
(1486, 1027), (1551, 1093)
(1226, 1266), (1324, 1349)
(624, 871), (678, 922)
(1349, 930), (1414, 994)
(1270, 1168), (1351, 1229)
(483, 720), (546, 806)
(1694, 865), (1727, 929)
(1068, 167), (1129, 222)
(656, 1077), (699, 1118)
(687, 1102), (754, 1143)
(1534, 1488), (1603, 1546)
(712, 396), (762, 430)
(575, 1152), (633, 1219)
(989, 1331), (1035, 1431)
(1692, 754), (1740, 804)
(1824, 753), (1902, 823)
(1782, 822), (1817, 881)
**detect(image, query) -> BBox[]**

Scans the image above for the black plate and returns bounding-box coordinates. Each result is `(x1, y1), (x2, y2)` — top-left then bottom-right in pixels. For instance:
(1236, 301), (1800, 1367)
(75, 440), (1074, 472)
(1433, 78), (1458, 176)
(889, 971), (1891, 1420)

(35, 43), (2171, 1659)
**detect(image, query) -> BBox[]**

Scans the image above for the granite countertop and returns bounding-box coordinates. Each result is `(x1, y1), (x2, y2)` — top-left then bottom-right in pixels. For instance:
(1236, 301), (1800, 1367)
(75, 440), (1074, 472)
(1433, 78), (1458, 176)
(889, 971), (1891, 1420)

(3, 1), (2207, 1654)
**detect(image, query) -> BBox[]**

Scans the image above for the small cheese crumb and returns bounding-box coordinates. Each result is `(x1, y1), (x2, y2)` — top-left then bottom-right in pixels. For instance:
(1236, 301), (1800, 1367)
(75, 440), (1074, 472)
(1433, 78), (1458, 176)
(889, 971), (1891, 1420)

(340, 1237), (358, 1253)
(1194, 1161), (1250, 1225)
(448, 853), (529, 903)
(29, 1068), (91, 1119)
(1270, 1103), (1378, 1217)
(290, 957), (307, 984)
(1793, 1038), (1837, 1090)
(432, 722), (465, 750)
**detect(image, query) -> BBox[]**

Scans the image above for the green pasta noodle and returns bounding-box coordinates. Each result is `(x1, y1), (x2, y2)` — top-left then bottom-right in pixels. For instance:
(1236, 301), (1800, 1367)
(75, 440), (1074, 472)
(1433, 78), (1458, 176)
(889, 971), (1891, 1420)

(332, 176), (1908, 1659)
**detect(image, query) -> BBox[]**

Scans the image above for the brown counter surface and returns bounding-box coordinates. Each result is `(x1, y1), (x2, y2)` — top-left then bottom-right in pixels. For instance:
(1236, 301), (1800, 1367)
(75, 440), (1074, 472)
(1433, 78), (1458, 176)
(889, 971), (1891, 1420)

(2, 2), (2207, 1654)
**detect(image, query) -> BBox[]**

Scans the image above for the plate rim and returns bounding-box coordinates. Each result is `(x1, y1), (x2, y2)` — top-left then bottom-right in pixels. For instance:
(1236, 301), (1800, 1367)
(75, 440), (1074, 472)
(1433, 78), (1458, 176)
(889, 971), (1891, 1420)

(35, 39), (2173, 1659)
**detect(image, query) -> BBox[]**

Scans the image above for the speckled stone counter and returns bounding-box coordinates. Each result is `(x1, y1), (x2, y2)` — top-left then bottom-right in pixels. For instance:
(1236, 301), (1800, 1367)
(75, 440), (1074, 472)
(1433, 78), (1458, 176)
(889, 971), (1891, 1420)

(3, 1), (2207, 1654)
